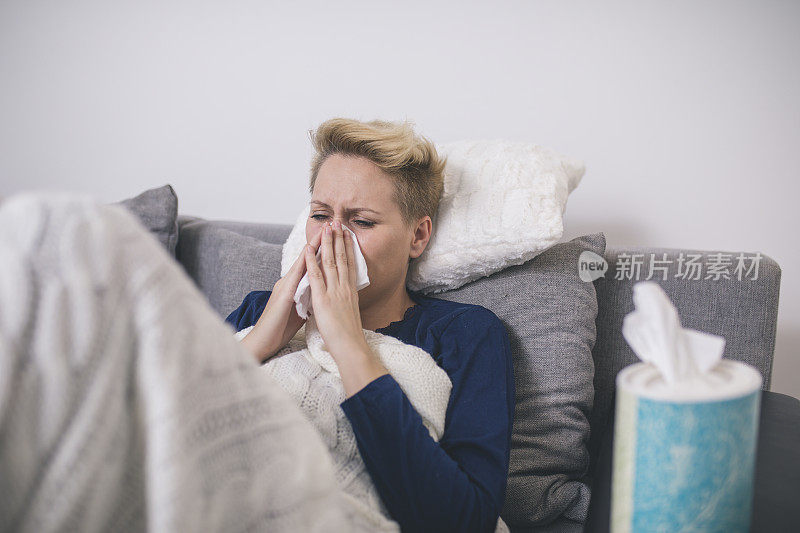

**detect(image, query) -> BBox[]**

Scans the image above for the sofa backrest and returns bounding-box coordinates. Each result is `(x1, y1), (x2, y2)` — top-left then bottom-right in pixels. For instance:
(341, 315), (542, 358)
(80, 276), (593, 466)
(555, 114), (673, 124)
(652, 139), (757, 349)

(588, 246), (780, 469)
(175, 215), (781, 479)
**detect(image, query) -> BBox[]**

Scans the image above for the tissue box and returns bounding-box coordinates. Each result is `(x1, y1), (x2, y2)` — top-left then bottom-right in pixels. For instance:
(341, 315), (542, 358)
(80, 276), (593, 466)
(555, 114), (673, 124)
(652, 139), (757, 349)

(610, 360), (762, 532)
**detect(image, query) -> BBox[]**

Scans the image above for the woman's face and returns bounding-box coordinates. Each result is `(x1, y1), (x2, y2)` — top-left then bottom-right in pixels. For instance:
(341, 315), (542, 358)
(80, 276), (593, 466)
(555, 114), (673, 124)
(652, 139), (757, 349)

(306, 153), (416, 306)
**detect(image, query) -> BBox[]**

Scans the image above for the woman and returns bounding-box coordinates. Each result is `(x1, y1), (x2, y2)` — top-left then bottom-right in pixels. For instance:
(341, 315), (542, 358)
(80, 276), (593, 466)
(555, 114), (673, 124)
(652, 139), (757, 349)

(226, 118), (516, 533)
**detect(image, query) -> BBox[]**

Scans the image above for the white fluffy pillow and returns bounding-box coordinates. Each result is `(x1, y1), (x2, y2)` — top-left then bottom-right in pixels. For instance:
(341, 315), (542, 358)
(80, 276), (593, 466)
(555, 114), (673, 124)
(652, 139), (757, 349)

(281, 139), (584, 293)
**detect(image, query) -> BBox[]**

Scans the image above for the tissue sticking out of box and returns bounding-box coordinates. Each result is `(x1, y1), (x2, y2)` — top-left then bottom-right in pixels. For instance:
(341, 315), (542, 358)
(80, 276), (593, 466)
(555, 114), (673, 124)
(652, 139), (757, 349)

(621, 281), (726, 386)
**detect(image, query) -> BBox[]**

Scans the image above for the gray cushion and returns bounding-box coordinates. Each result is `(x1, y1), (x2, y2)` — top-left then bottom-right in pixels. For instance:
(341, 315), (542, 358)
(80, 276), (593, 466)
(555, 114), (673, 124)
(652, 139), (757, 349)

(115, 184), (179, 256)
(432, 233), (605, 528)
(178, 214), (292, 245)
(175, 218), (283, 318)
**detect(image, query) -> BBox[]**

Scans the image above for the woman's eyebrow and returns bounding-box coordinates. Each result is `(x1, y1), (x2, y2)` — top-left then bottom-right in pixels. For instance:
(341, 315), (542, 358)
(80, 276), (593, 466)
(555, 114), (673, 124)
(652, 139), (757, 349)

(309, 201), (380, 215)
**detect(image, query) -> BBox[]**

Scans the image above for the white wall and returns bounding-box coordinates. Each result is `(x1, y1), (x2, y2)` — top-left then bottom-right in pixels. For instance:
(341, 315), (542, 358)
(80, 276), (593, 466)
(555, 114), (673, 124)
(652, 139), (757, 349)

(1, 0), (797, 397)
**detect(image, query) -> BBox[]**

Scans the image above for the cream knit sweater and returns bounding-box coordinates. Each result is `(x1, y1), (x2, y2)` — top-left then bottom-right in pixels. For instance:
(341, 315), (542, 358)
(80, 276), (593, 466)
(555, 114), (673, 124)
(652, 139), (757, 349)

(236, 315), (511, 533)
(235, 313), (453, 532)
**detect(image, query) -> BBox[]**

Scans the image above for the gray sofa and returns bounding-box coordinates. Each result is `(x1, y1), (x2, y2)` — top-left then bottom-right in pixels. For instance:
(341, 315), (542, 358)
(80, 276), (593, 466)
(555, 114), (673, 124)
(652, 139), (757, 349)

(173, 213), (782, 533)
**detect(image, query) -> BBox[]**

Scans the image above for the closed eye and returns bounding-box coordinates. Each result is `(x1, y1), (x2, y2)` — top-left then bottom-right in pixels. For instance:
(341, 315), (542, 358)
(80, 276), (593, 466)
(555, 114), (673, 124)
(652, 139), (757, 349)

(310, 214), (374, 227)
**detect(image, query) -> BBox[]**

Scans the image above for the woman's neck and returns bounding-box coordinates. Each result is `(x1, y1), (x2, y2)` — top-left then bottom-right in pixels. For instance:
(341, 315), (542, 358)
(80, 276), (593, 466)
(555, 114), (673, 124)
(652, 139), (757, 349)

(360, 288), (417, 332)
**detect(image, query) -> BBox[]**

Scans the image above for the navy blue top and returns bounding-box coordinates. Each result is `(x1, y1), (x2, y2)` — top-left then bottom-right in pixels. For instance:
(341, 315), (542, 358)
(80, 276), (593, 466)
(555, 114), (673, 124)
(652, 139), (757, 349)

(225, 289), (515, 533)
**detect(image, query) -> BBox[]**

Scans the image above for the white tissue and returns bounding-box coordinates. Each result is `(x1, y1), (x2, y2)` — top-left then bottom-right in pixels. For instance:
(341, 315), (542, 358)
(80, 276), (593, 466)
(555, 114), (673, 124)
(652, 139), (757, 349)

(621, 281), (726, 386)
(293, 224), (370, 320)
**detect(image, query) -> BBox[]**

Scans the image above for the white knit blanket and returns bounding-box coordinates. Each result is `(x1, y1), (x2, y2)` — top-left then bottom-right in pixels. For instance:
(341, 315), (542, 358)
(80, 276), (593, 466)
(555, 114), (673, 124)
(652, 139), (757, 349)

(236, 315), (511, 533)
(0, 193), (360, 533)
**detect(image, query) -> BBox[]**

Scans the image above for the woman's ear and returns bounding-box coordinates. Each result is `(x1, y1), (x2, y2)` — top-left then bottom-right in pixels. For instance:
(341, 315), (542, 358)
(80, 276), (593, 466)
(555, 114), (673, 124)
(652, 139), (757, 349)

(408, 216), (432, 260)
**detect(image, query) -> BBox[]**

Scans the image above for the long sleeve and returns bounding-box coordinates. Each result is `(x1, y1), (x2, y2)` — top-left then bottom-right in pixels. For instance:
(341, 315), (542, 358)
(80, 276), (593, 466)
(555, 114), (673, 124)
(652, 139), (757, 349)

(340, 307), (515, 533)
(225, 290), (272, 331)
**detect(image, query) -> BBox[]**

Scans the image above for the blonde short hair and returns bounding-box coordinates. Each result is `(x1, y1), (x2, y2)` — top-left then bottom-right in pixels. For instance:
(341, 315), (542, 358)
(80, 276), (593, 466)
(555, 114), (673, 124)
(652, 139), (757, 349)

(308, 118), (446, 231)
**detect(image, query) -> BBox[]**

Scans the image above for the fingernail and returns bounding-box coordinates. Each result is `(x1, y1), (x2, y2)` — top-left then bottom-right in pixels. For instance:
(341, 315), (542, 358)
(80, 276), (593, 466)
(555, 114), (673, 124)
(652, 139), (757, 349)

(325, 225), (331, 234)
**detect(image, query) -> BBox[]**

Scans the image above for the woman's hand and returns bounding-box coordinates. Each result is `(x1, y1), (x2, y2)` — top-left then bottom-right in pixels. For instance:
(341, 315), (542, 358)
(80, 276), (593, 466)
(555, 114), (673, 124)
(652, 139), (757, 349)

(240, 226), (325, 363)
(304, 220), (388, 396)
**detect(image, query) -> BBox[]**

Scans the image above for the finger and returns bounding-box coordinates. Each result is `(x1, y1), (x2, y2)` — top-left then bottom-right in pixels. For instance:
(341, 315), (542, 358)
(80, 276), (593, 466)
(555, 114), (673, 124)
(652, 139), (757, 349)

(306, 226), (324, 253)
(312, 226), (324, 247)
(289, 229), (324, 285)
(320, 222), (337, 290)
(289, 246), (308, 282)
(304, 240), (325, 297)
(344, 226), (357, 288)
(334, 223), (349, 287)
